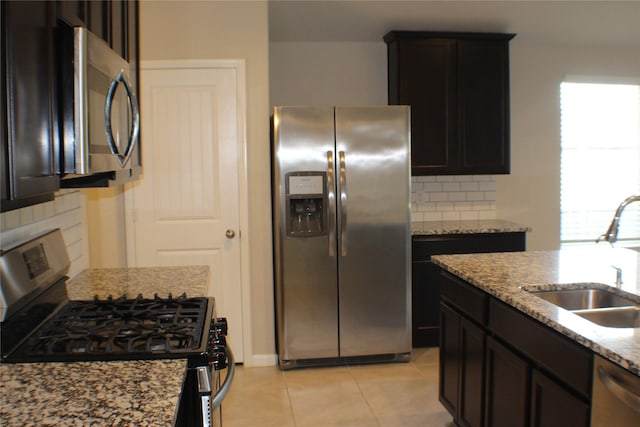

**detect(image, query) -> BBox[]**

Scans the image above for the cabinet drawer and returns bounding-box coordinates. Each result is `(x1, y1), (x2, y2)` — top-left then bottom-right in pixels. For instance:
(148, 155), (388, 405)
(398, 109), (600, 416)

(489, 299), (593, 398)
(412, 233), (525, 261)
(440, 272), (488, 325)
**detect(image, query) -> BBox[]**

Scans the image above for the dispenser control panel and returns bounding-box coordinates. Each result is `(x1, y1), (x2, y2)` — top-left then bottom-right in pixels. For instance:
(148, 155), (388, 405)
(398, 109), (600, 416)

(289, 175), (323, 195)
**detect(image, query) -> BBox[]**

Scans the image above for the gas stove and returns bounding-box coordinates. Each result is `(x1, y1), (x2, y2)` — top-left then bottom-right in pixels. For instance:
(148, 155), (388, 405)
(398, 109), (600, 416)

(0, 229), (233, 426)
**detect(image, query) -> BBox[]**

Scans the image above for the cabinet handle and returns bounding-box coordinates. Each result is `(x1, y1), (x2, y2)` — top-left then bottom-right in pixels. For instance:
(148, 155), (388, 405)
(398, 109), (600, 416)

(326, 151), (335, 257)
(105, 70), (140, 168)
(597, 366), (640, 412)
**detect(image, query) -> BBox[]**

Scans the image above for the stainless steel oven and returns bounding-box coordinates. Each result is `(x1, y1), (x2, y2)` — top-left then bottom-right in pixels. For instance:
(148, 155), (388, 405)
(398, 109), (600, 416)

(0, 229), (234, 427)
(59, 25), (140, 178)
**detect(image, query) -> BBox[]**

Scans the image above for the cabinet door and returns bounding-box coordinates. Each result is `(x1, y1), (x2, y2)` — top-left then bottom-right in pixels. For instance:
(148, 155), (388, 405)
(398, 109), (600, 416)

(87, 0), (110, 42)
(457, 39), (511, 173)
(530, 370), (590, 427)
(439, 302), (461, 415)
(458, 317), (485, 427)
(412, 260), (441, 346)
(389, 38), (457, 174)
(1, 0), (59, 211)
(485, 336), (530, 427)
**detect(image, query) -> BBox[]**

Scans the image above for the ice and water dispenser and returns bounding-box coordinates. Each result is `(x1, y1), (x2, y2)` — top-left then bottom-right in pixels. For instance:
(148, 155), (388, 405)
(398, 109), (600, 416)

(285, 172), (327, 236)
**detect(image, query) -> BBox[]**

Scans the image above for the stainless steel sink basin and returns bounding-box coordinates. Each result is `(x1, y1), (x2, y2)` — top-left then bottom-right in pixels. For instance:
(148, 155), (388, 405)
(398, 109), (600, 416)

(529, 288), (638, 310)
(575, 307), (640, 328)
(524, 284), (640, 328)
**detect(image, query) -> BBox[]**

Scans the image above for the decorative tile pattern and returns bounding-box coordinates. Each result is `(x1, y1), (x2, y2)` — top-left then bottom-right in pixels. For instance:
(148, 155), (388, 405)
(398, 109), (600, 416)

(432, 246), (640, 375)
(0, 266), (209, 426)
(411, 175), (497, 222)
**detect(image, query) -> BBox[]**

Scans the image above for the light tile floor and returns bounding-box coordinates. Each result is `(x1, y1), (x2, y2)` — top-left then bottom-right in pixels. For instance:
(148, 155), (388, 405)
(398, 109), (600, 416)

(222, 347), (455, 427)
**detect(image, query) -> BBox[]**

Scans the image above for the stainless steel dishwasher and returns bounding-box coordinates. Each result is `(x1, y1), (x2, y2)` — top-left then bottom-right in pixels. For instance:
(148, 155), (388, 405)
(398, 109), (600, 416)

(591, 355), (640, 426)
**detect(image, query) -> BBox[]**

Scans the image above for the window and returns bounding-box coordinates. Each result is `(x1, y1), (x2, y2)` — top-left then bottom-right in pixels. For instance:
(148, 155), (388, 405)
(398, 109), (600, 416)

(560, 80), (640, 246)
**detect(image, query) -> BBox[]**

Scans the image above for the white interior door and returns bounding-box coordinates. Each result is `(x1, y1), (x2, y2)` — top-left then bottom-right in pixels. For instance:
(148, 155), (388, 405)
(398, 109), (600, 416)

(125, 61), (246, 362)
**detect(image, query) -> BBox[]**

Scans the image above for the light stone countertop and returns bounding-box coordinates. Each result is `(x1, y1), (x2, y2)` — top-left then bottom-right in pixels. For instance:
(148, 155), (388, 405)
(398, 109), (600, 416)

(412, 219), (532, 236)
(432, 246), (640, 375)
(0, 266), (210, 427)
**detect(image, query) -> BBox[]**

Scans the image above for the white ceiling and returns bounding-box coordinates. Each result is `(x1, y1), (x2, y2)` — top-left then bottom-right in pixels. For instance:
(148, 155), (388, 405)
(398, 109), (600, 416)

(268, 0), (640, 48)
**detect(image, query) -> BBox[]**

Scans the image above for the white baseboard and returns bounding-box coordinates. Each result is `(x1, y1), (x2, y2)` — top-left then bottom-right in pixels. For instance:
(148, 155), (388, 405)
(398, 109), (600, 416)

(243, 353), (278, 367)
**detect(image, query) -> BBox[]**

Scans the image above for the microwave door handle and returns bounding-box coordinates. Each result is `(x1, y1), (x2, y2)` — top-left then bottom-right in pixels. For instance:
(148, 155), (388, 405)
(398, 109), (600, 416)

(105, 71), (140, 168)
(123, 73), (141, 164)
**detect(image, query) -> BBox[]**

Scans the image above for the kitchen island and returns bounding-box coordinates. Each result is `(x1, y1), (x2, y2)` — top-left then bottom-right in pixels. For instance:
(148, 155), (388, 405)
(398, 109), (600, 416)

(0, 266), (209, 427)
(432, 246), (639, 374)
(433, 247), (639, 427)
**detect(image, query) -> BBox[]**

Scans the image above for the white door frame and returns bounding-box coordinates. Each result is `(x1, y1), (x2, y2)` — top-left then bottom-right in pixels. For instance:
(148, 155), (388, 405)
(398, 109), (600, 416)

(123, 59), (252, 365)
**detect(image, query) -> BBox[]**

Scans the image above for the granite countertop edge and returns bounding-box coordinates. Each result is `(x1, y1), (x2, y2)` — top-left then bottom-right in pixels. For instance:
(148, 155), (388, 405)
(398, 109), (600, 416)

(431, 249), (640, 376)
(0, 266), (210, 427)
(412, 219), (532, 236)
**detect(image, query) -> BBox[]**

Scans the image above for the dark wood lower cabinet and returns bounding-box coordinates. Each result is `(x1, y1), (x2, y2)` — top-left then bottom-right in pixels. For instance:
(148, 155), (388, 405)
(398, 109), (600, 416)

(439, 303), (460, 415)
(438, 271), (592, 427)
(412, 232), (525, 347)
(439, 303), (485, 427)
(530, 370), (590, 427)
(485, 336), (529, 427)
(458, 317), (485, 427)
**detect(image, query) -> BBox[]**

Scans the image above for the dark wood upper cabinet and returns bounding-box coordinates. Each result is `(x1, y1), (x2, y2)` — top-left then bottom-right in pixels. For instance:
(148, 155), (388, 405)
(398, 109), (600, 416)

(384, 31), (515, 176)
(2, 1), (140, 211)
(1, 1), (60, 211)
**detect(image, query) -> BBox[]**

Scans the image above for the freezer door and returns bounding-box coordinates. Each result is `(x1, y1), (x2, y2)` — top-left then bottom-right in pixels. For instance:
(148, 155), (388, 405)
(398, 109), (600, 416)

(335, 106), (412, 357)
(272, 106), (339, 362)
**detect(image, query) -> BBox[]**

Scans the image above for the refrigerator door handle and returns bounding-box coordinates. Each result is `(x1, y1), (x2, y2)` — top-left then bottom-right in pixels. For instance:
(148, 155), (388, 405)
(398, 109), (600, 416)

(339, 150), (347, 256)
(327, 150), (336, 257)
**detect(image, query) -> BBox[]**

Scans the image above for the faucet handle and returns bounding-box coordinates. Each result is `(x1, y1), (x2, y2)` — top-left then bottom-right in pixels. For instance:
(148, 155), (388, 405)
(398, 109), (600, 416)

(611, 265), (623, 288)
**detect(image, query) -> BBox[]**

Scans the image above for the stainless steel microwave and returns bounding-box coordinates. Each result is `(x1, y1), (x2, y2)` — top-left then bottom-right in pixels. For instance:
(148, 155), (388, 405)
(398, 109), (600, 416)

(60, 26), (140, 178)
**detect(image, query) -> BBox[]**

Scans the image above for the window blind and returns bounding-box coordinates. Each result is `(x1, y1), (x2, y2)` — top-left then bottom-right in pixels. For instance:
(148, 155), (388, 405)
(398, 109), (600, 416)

(560, 82), (640, 244)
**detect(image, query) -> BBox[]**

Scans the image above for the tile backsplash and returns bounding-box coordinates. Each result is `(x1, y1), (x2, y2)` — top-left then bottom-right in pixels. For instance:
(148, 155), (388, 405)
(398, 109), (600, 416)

(411, 175), (497, 222)
(0, 190), (89, 278)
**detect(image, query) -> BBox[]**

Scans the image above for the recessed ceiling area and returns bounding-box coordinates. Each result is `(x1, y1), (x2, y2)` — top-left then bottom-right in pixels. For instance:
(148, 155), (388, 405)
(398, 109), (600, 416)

(268, 0), (640, 48)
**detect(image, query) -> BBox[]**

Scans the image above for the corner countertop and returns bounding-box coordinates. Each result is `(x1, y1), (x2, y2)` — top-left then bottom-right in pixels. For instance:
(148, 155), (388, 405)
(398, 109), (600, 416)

(432, 247), (640, 375)
(411, 219), (532, 236)
(0, 266), (210, 427)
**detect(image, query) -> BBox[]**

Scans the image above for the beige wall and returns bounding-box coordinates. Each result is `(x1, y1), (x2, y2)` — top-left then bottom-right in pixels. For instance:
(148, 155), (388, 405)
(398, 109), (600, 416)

(501, 40), (640, 250)
(86, 187), (127, 267)
(139, 0), (273, 361)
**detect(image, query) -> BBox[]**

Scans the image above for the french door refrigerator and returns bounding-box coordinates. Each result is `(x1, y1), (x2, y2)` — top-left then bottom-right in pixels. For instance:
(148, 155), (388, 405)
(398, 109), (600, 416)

(272, 106), (412, 369)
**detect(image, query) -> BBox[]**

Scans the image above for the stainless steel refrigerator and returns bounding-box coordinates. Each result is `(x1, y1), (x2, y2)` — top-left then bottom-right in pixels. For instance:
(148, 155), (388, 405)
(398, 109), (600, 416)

(272, 106), (412, 369)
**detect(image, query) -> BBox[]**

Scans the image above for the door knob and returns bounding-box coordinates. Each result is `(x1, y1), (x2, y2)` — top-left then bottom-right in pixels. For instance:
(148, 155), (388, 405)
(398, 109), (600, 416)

(226, 229), (236, 239)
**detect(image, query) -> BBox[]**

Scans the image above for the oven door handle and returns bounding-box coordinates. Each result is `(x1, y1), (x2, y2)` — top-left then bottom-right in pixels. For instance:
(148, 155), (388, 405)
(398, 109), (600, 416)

(212, 345), (235, 409)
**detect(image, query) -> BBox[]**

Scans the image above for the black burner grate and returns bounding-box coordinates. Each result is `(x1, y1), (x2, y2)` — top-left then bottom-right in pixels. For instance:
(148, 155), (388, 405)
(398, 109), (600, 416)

(22, 293), (209, 358)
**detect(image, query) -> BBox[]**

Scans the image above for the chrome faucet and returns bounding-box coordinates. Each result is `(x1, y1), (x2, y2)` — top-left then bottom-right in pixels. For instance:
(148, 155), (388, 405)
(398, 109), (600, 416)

(596, 194), (640, 245)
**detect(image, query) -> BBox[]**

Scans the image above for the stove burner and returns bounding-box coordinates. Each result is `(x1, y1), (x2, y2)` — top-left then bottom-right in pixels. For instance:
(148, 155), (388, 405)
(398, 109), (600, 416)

(19, 293), (209, 359)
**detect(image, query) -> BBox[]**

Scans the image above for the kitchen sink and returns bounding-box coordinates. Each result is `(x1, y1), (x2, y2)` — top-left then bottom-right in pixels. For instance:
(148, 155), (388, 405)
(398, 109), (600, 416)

(528, 288), (639, 311)
(524, 284), (640, 328)
(574, 307), (640, 328)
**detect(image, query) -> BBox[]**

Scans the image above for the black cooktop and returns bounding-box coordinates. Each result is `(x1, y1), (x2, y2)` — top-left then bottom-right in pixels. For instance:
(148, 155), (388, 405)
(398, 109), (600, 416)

(1, 283), (214, 363)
